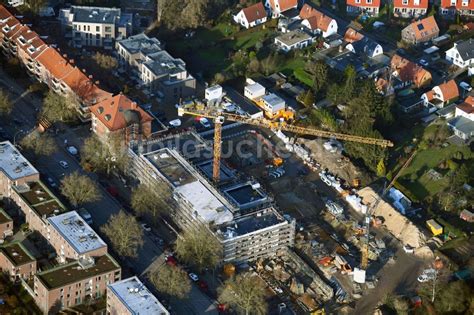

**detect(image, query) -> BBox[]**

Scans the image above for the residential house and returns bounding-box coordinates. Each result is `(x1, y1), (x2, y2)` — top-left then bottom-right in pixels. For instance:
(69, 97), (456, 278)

(401, 16), (439, 45)
(0, 242), (36, 281)
(116, 34), (196, 104)
(439, 0), (474, 18)
(265, 0), (298, 18)
(421, 79), (459, 108)
(448, 96), (474, 140)
(346, 0), (381, 16)
(33, 254), (121, 314)
(445, 39), (474, 74)
(274, 29), (314, 52)
(107, 277), (169, 315)
(391, 54), (432, 88)
(346, 36), (383, 58)
(0, 209), (13, 240)
(233, 2), (268, 29)
(344, 27), (365, 43)
(59, 6), (133, 50)
(90, 93), (153, 141)
(299, 4), (338, 38)
(393, 0), (428, 18)
(460, 209), (474, 222)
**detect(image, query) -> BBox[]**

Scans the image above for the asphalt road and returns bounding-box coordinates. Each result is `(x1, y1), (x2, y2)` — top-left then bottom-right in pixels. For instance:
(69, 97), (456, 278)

(0, 69), (218, 315)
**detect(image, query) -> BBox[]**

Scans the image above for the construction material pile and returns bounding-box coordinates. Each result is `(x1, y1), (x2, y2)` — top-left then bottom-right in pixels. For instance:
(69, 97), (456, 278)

(357, 187), (426, 248)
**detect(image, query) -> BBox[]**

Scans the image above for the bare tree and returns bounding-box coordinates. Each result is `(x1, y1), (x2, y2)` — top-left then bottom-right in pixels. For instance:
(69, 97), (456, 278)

(218, 272), (268, 315)
(0, 88), (12, 116)
(60, 171), (101, 207)
(20, 132), (57, 157)
(41, 91), (77, 123)
(101, 210), (144, 258)
(150, 264), (191, 299)
(81, 134), (129, 175)
(131, 183), (172, 222)
(175, 224), (222, 273)
(92, 52), (118, 70)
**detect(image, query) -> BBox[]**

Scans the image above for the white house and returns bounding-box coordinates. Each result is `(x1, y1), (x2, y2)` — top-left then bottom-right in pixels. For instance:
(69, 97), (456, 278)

(233, 2), (267, 29)
(421, 79), (459, 108)
(299, 4), (338, 38)
(345, 37), (383, 58)
(445, 39), (474, 75)
(265, 0), (298, 18)
(447, 96), (474, 140)
(274, 30), (314, 52)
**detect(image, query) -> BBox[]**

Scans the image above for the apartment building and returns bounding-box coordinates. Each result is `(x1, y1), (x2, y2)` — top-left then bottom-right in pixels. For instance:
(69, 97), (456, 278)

(60, 6), (133, 49)
(130, 140), (296, 264)
(393, 0), (428, 18)
(46, 211), (108, 264)
(0, 141), (40, 198)
(33, 254), (121, 314)
(116, 33), (196, 104)
(90, 93), (153, 141)
(0, 208), (13, 240)
(107, 276), (169, 315)
(0, 241), (37, 280)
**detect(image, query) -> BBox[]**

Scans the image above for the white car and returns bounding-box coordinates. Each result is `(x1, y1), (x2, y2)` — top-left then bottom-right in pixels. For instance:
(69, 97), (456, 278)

(460, 81), (472, 92)
(59, 161), (69, 169)
(199, 117), (211, 128)
(169, 119), (182, 127)
(403, 245), (414, 254)
(188, 273), (199, 282)
(419, 59), (429, 67)
(67, 146), (78, 156)
(141, 223), (151, 232)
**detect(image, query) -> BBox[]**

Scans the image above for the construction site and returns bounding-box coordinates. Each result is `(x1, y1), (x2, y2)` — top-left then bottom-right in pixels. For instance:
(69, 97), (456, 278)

(131, 82), (437, 313)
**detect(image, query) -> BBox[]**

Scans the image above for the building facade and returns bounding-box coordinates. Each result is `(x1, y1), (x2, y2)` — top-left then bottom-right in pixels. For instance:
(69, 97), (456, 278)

(445, 39), (474, 69)
(233, 2), (268, 29)
(59, 6), (133, 49)
(0, 242), (37, 280)
(439, 0), (474, 18)
(393, 0), (428, 18)
(401, 16), (439, 45)
(346, 0), (381, 16)
(0, 209), (13, 240)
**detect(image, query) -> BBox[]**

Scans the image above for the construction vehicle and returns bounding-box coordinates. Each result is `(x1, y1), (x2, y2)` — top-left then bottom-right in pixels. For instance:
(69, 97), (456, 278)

(354, 149), (417, 283)
(177, 104), (394, 182)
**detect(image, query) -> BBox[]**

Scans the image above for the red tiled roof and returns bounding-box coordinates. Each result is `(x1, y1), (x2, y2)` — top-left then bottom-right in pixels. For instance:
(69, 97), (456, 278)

(437, 80), (459, 101)
(269, 0), (298, 12)
(424, 90), (434, 101)
(0, 4), (13, 21)
(457, 96), (474, 114)
(408, 16), (439, 41)
(393, 0), (428, 9)
(36, 47), (75, 80)
(299, 4), (333, 32)
(346, 0), (381, 8)
(0, 16), (21, 38)
(242, 2), (266, 23)
(344, 27), (364, 43)
(440, 0), (474, 10)
(90, 94), (153, 132)
(391, 54), (432, 88)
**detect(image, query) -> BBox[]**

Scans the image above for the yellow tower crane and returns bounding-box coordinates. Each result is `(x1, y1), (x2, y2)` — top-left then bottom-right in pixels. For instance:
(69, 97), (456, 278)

(178, 104), (394, 182)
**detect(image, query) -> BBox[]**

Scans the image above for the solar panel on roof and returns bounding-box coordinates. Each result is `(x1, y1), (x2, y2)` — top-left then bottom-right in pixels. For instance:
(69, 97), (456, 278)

(417, 23), (424, 31)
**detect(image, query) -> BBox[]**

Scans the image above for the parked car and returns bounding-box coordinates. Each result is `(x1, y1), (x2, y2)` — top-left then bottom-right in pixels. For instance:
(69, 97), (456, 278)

(78, 208), (93, 225)
(141, 223), (151, 232)
(46, 177), (57, 188)
(199, 117), (211, 128)
(59, 160), (69, 169)
(419, 59), (429, 67)
(460, 81), (472, 92)
(188, 273), (199, 282)
(67, 146), (78, 156)
(169, 119), (182, 127)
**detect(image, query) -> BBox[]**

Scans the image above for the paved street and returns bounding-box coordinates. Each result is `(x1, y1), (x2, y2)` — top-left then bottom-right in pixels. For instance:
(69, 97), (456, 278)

(0, 69), (218, 314)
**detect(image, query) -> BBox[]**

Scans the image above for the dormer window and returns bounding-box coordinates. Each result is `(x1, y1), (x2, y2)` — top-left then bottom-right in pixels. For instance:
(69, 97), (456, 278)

(462, 0), (468, 6)
(27, 46), (36, 54)
(105, 114), (111, 121)
(2, 25), (10, 33)
(18, 36), (27, 46)
(451, 0), (457, 5)
(97, 106), (104, 114)
(402, 0), (408, 4)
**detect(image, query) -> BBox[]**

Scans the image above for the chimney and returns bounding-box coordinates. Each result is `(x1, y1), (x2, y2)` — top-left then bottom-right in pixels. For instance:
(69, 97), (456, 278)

(95, 80), (99, 85)
(88, 75), (93, 79)
(69, 59), (74, 64)
(63, 54), (67, 58)
(131, 102), (137, 109)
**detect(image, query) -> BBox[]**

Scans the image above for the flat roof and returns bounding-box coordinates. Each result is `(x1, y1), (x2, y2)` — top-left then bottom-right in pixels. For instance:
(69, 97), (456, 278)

(196, 160), (235, 182)
(175, 181), (234, 225)
(47, 211), (107, 256)
(36, 254), (120, 289)
(245, 82), (265, 94)
(217, 207), (287, 240)
(108, 276), (169, 315)
(0, 208), (12, 224)
(70, 6), (122, 24)
(276, 30), (312, 46)
(144, 148), (195, 187)
(0, 141), (39, 181)
(0, 242), (35, 266)
(223, 183), (268, 208)
(15, 181), (66, 218)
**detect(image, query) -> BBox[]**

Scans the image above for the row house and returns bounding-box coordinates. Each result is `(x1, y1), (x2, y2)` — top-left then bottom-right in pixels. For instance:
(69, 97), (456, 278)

(391, 54), (432, 88)
(265, 0), (298, 18)
(299, 4), (338, 38)
(393, 0), (428, 18)
(346, 0), (381, 17)
(440, 0), (474, 18)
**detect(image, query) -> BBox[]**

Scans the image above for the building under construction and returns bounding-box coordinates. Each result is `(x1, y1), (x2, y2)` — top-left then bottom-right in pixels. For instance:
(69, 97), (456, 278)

(129, 131), (295, 264)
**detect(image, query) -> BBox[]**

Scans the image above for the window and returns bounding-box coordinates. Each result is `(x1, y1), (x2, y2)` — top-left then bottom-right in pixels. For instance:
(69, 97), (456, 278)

(96, 26), (100, 32)
(402, 0), (408, 4)
(105, 26), (112, 32)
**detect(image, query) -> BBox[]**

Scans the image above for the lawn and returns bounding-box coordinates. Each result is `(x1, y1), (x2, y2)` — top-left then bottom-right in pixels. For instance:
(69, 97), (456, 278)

(293, 68), (314, 87)
(394, 143), (473, 201)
